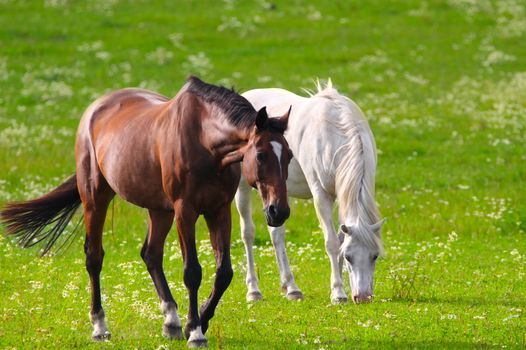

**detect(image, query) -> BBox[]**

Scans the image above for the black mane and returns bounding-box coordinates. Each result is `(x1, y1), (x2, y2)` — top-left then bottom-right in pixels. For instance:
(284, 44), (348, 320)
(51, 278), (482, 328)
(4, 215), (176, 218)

(186, 76), (256, 128)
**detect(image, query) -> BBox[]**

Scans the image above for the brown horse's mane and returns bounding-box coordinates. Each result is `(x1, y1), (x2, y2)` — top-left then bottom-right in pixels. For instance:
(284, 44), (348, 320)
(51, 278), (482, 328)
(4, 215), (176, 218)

(186, 75), (256, 128)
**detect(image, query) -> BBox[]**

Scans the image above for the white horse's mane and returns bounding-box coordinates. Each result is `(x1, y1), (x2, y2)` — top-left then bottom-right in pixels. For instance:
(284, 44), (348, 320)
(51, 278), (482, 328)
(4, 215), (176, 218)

(308, 79), (383, 254)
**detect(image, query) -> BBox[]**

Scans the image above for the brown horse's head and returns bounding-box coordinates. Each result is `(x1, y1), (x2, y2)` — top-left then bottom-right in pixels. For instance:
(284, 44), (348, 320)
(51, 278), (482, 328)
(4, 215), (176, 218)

(242, 107), (292, 227)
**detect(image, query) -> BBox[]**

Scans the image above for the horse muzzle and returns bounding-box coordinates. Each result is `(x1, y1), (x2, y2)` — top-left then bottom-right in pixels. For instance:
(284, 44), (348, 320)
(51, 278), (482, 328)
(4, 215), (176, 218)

(264, 204), (290, 227)
(352, 292), (373, 304)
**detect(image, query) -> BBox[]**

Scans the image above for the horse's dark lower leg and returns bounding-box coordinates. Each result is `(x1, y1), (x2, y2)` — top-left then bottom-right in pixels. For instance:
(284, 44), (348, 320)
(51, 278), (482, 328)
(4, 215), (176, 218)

(141, 209), (182, 340)
(183, 255), (203, 341)
(174, 204), (206, 346)
(200, 207), (234, 334)
(83, 197), (112, 341)
(200, 254), (233, 334)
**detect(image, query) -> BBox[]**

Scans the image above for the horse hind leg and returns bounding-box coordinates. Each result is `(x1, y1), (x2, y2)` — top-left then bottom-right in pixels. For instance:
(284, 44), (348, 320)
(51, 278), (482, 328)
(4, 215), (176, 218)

(76, 143), (115, 340)
(141, 209), (183, 340)
(81, 183), (115, 341)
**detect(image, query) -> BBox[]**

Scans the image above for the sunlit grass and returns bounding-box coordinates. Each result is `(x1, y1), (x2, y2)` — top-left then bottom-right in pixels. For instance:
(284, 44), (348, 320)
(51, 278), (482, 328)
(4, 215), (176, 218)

(1, 0), (525, 349)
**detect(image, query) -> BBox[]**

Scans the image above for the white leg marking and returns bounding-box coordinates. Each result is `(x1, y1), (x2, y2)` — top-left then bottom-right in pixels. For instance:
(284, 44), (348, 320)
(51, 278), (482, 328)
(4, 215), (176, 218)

(93, 318), (108, 335)
(160, 301), (181, 327)
(270, 141), (283, 178)
(90, 310), (110, 339)
(188, 326), (206, 341)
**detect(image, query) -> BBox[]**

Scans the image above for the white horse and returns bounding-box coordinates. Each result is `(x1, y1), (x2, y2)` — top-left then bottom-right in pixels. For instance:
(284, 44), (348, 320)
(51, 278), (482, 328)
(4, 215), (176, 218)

(235, 80), (384, 304)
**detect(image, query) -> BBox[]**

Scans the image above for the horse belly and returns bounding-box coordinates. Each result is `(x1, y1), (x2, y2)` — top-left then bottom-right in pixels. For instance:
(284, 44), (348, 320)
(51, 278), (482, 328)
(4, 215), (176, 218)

(111, 178), (170, 210)
(97, 145), (172, 210)
(286, 158), (312, 199)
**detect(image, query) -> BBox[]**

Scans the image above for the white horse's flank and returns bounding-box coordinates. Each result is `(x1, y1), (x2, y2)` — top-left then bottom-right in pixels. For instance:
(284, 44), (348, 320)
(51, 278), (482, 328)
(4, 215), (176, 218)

(235, 80), (384, 303)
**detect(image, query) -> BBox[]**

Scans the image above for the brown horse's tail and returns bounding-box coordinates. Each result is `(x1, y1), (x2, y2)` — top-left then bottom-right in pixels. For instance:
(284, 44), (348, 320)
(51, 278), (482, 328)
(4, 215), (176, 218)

(0, 174), (82, 256)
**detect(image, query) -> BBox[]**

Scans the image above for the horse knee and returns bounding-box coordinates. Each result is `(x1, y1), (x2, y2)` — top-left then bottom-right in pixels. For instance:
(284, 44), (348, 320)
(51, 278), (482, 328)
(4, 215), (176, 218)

(324, 239), (340, 256)
(183, 263), (202, 289)
(216, 264), (233, 289)
(241, 225), (255, 244)
(141, 247), (162, 272)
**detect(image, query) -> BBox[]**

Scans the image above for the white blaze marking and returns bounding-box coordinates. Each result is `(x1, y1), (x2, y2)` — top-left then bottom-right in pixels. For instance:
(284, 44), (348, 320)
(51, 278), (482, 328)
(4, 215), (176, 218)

(270, 141), (283, 178)
(188, 326), (206, 341)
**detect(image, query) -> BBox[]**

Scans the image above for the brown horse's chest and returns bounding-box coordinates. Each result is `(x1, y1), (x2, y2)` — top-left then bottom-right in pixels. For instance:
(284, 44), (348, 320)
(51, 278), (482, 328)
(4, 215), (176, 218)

(177, 163), (241, 214)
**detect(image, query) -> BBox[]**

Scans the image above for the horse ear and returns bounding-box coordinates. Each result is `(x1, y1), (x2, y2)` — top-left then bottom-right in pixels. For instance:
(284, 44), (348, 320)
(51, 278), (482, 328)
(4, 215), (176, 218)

(255, 107), (268, 130)
(339, 224), (351, 235)
(268, 105), (291, 133)
(371, 218), (386, 232)
(276, 105), (292, 132)
(220, 149), (244, 169)
(281, 105), (291, 126)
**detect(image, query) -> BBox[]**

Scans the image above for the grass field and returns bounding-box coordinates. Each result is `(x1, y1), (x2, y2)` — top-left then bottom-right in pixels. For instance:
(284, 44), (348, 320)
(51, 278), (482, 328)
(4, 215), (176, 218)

(1, 0), (525, 349)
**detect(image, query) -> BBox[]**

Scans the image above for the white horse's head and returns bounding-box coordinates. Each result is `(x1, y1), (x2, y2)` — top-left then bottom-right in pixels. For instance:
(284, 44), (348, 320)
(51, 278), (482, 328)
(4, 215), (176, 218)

(339, 219), (384, 303)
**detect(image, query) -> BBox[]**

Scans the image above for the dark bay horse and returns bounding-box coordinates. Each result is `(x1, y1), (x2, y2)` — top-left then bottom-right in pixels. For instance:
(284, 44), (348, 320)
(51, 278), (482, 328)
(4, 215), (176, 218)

(1, 76), (292, 347)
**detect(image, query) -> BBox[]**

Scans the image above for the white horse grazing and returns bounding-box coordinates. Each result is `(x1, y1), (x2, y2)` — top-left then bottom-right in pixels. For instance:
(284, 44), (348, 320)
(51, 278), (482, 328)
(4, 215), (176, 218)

(235, 80), (384, 304)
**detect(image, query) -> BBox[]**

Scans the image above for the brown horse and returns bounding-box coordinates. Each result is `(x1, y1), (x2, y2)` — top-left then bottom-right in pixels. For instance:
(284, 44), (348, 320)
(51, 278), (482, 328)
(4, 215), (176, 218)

(1, 76), (292, 347)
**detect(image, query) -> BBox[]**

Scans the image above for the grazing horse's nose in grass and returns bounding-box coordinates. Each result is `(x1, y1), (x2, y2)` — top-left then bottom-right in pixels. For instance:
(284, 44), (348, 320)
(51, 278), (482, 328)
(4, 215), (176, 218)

(353, 293), (373, 304)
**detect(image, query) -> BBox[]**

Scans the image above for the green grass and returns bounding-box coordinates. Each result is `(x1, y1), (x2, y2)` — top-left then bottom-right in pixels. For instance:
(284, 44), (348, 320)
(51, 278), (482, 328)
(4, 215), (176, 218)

(1, 0), (525, 349)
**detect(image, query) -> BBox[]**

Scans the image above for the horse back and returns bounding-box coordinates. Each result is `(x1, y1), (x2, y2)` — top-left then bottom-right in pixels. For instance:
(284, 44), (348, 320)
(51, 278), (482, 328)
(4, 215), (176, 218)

(75, 88), (241, 212)
(76, 88), (175, 210)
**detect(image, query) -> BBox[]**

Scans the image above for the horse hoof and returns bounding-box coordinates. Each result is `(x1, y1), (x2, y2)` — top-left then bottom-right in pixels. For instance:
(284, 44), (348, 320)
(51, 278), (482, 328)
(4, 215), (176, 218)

(163, 324), (184, 340)
(246, 291), (263, 302)
(287, 291), (304, 300)
(188, 339), (208, 348)
(331, 296), (348, 304)
(92, 331), (111, 341)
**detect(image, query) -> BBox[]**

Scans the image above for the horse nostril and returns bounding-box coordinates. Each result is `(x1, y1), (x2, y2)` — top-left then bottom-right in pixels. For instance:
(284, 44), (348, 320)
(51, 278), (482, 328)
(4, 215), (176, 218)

(269, 204), (277, 217)
(353, 294), (373, 304)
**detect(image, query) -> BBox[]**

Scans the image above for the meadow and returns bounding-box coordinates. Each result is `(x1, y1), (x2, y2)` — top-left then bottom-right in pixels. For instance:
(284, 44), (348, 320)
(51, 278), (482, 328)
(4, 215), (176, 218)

(0, 0), (525, 348)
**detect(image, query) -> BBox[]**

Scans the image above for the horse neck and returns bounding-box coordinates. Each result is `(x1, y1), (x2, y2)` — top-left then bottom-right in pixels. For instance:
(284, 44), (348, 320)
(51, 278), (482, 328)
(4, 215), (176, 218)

(201, 109), (253, 161)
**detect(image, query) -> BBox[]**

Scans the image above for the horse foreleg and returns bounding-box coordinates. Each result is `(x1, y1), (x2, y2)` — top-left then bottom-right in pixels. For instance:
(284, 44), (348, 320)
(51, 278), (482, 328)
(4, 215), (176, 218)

(141, 209), (183, 340)
(174, 202), (205, 347)
(200, 206), (234, 334)
(268, 225), (303, 300)
(311, 186), (348, 304)
(235, 180), (262, 301)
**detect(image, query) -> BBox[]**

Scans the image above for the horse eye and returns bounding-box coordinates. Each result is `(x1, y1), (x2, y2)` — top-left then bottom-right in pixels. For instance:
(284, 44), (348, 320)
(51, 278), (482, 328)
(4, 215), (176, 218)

(373, 255), (378, 261)
(288, 150), (294, 159)
(256, 152), (266, 162)
(345, 254), (353, 265)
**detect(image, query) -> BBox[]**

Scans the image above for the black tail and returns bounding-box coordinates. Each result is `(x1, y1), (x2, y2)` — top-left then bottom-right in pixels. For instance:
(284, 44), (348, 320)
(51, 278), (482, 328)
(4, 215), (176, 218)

(0, 174), (82, 256)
